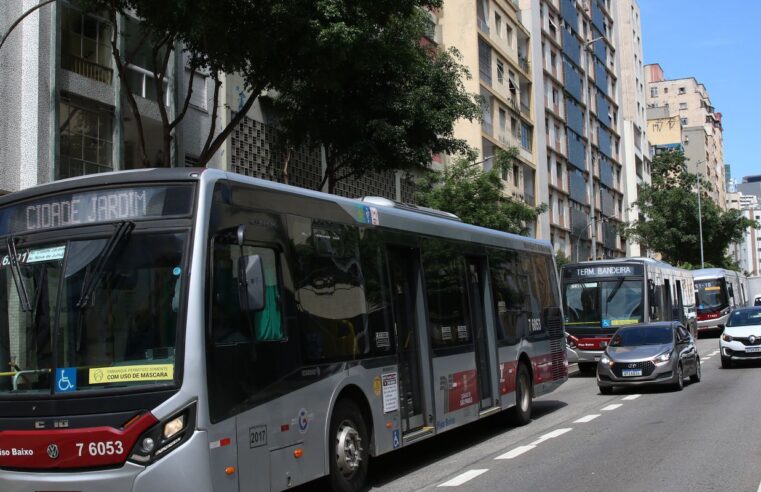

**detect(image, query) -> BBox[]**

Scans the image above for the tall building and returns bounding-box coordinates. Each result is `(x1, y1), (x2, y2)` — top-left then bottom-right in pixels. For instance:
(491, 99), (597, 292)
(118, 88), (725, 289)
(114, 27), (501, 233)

(646, 105), (684, 153)
(644, 63), (727, 208)
(0, 2), (216, 195)
(438, 0), (539, 235)
(521, 0), (624, 260)
(614, 0), (650, 257)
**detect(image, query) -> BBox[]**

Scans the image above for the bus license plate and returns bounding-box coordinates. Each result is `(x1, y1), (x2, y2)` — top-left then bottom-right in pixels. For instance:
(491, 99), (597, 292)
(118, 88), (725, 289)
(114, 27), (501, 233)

(621, 369), (642, 377)
(746, 347), (761, 353)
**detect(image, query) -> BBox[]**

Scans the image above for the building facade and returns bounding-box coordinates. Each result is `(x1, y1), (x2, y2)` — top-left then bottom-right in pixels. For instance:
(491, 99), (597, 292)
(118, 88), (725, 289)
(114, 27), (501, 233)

(644, 63), (726, 208)
(0, 1), (219, 195)
(520, 0), (624, 260)
(438, 0), (539, 235)
(614, 0), (650, 257)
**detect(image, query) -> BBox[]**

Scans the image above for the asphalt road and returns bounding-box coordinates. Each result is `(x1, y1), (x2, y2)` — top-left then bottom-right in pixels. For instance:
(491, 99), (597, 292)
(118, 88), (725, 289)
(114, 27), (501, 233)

(362, 335), (761, 492)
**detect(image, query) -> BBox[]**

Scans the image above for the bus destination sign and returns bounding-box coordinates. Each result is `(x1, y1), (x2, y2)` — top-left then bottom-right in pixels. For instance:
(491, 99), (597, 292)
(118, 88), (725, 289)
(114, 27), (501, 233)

(0, 185), (193, 235)
(567, 264), (644, 279)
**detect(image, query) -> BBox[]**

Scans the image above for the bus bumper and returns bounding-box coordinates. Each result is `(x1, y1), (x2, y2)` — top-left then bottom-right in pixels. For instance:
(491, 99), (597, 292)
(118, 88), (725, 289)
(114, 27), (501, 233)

(0, 430), (213, 492)
(575, 349), (604, 363)
(697, 313), (729, 331)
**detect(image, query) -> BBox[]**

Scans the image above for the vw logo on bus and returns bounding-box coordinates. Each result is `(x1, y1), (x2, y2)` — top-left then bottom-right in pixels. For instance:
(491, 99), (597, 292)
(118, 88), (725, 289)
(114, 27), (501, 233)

(46, 443), (59, 459)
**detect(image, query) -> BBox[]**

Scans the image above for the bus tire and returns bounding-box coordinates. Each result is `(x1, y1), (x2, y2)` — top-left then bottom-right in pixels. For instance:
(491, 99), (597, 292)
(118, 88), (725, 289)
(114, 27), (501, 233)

(511, 363), (532, 426)
(329, 398), (369, 492)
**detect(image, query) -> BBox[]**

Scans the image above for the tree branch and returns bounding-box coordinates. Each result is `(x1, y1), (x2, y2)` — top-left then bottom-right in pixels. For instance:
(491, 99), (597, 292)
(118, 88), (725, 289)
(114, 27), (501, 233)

(169, 58), (197, 132)
(200, 72), (222, 159)
(107, 5), (149, 167)
(0, 0), (56, 54)
(199, 84), (261, 166)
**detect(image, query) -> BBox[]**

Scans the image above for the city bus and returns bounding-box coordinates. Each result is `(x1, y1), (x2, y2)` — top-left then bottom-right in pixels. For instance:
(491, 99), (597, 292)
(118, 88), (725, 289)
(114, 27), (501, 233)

(694, 268), (749, 332)
(0, 168), (566, 492)
(561, 258), (696, 372)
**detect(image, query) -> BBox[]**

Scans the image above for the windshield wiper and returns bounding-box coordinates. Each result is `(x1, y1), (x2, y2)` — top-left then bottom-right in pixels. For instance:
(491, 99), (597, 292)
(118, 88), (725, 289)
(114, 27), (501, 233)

(6, 236), (32, 312)
(606, 277), (626, 304)
(75, 221), (134, 308)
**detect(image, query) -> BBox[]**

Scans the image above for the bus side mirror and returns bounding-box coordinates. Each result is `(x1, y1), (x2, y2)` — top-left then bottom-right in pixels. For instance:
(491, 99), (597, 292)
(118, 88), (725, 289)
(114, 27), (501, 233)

(238, 255), (265, 312)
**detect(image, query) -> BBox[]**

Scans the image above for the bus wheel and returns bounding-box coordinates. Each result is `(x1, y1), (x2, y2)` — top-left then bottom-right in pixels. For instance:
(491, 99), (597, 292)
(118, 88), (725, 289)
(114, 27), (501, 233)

(329, 399), (369, 492)
(511, 363), (532, 426)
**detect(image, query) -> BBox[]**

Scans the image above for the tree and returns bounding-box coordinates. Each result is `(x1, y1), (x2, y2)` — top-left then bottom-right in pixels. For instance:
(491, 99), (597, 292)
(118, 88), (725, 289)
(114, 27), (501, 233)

(415, 148), (547, 236)
(75, 0), (478, 191)
(620, 150), (756, 268)
(265, 3), (481, 192)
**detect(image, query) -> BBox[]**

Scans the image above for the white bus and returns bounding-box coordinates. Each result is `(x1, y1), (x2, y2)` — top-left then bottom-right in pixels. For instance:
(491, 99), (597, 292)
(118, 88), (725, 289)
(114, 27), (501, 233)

(694, 268), (749, 332)
(561, 258), (696, 372)
(0, 169), (566, 492)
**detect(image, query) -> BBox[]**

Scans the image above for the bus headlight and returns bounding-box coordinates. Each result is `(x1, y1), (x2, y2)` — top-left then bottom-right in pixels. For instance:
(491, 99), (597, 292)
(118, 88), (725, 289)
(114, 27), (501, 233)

(129, 403), (195, 465)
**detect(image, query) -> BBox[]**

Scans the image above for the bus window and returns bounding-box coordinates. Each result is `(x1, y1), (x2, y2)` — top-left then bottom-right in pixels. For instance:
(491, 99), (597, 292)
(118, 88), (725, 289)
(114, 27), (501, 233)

(289, 216), (369, 362)
(422, 241), (472, 350)
(488, 250), (524, 345)
(359, 230), (395, 355)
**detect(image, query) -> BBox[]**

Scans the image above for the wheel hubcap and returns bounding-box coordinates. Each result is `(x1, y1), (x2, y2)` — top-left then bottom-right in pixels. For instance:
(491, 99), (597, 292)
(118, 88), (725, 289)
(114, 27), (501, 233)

(336, 420), (363, 478)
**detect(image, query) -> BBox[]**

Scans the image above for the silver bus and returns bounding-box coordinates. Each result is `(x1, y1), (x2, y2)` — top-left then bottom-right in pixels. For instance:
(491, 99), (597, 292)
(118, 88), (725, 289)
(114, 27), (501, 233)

(561, 258), (696, 372)
(694, 268), (749, 332)
(0, 169), (566, 491)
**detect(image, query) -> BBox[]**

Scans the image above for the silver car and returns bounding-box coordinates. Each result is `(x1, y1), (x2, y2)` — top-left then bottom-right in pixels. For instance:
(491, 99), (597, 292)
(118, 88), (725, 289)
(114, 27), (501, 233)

(597, 322), (701, 394)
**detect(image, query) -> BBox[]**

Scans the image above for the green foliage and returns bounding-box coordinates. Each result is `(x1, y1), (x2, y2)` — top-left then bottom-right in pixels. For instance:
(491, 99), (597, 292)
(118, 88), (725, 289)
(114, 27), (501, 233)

(415, 148), (546, 236)
(555, 250), (570, 274)
(620, 150), (757, 268)
(267, 3), (481, 191)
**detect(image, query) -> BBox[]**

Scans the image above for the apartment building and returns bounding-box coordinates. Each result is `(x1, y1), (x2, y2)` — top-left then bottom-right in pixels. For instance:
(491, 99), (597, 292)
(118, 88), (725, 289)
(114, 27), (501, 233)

(0, 1), (217, 195)
(645, 63), (726, 208)
(438, 0), (539, 234)
(646, 105), (684, 153)
(520, 0), (624, 260)
(614, 0), (650, 257)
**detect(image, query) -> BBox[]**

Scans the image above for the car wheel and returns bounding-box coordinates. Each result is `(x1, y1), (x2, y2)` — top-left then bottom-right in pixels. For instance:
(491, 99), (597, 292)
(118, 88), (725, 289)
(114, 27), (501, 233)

(721, 356), (733, 369)
(329, 399), (369, 492)
(690, 358), (701, 383)
(599, 385), (613, 395)
(510, 363), (533, 426)
(673, 363), (684, 391)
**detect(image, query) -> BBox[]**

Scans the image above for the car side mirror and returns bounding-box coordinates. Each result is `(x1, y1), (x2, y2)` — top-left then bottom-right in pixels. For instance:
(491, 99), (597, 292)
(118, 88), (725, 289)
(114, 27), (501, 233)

(238, 255), (265, 312)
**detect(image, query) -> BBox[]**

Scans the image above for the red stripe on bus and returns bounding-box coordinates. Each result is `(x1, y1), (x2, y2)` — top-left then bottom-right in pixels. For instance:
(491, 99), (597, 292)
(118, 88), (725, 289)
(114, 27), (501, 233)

(499, 352), (567, 395)
(0, 412), (157, 470)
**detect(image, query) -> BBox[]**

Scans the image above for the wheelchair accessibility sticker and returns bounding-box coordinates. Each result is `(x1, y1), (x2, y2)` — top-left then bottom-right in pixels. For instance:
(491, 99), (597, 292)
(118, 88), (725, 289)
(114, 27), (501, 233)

(55, 367), (77, 393)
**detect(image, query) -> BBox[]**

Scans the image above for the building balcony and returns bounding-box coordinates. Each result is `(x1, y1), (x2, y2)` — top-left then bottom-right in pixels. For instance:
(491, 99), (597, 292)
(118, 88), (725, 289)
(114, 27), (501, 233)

(518, 55), (531, 73)
(63, 55), (113, 85)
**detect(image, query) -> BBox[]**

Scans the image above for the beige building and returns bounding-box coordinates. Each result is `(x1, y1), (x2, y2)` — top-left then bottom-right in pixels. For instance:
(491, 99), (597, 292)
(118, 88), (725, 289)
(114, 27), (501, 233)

(438, 0), (539, 234)
(615, 0), (650, 257)
(646, 105), (684, 150)
(645, 63), (726, 208)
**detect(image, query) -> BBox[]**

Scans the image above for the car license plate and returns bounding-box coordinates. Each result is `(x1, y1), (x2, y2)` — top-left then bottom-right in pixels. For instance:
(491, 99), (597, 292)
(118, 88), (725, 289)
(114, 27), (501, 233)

(746, 346), (761, 353)
(621, 369), (642, 377)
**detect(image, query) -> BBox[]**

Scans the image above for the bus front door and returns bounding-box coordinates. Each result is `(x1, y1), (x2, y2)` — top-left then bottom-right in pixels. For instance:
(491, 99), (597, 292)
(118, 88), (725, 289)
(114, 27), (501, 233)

(387, 247), (425, 433)
(466, 257), (494, 409)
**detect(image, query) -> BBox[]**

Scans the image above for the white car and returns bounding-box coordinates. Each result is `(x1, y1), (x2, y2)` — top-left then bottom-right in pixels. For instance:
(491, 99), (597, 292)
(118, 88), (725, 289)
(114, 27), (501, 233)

(720, 307), (761, 368)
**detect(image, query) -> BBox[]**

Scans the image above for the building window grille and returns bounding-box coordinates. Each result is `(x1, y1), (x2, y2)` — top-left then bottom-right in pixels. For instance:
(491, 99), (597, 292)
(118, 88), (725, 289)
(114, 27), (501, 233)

(59, 98), (114, 179)
(61, 5), (113, 84)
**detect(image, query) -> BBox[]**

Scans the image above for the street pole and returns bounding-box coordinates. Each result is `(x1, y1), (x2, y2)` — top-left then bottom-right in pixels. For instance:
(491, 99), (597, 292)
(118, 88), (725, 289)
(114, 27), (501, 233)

(696, 169), (705, 269)
(0, 0), (56, 54)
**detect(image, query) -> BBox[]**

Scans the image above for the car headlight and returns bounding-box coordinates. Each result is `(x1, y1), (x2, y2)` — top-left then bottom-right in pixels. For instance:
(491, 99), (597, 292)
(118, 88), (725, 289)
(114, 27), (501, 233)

(654, 351), (671, 364)
(721, 333), (733, 342)
(600, 354), (611, 365)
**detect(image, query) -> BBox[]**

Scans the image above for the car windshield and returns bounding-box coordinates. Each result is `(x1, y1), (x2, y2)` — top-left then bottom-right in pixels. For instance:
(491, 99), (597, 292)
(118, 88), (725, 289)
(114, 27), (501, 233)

(727, 309), (761, 327)
(0, 232), (186, 395)
(609, 326), (673, 347)
(564, 279), (644, 327)
(695, 279), (727, 313)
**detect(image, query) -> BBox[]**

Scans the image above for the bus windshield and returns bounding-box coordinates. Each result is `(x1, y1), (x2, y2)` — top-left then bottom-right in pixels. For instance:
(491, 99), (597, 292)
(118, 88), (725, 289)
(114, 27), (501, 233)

(695, 279), (727, 313)
(0, 231), (186, 395)
(564, 279), (644, 327)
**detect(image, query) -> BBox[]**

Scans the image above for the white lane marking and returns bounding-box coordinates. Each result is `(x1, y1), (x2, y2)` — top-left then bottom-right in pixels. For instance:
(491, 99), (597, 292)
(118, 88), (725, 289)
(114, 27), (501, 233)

(539, 427), (573, 440)
(495, 445), (536, 460)
(622, 394), (641, 401)
(438, 469), (489, 487)
(710, 351), (720, 355)
(574, 414), (601, 423)
(602, 404), (623, 411)
(703, 357), (711, 361)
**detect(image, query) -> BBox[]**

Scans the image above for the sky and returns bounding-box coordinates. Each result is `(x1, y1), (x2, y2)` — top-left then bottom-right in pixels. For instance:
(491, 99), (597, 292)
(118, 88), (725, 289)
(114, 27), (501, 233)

(639, 0), (761, 183)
